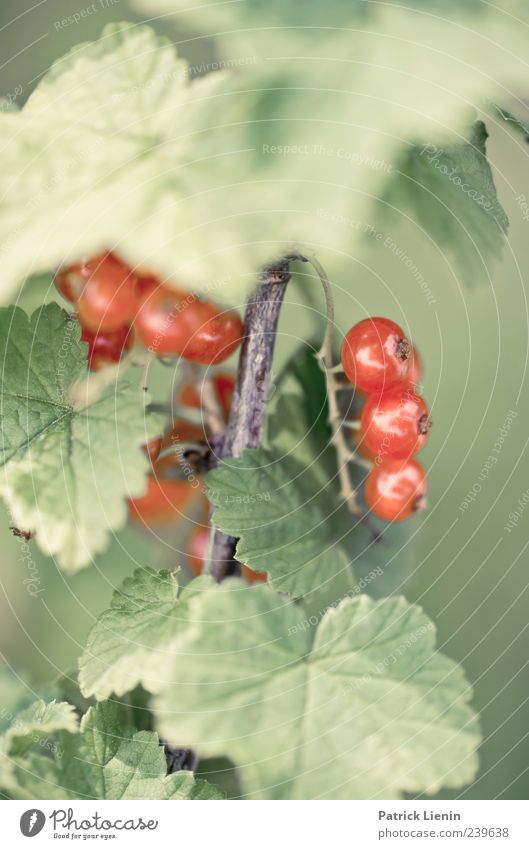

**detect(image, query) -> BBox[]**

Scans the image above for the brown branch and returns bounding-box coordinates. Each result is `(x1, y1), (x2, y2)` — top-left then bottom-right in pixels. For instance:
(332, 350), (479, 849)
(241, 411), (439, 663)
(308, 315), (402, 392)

(203, 255), (303, 580)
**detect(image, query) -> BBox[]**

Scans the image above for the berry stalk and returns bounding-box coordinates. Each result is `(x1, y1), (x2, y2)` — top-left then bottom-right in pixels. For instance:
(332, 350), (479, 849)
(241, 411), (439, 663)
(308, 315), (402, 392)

(309, 255), (362, 516)
(204, 255), (301, 580)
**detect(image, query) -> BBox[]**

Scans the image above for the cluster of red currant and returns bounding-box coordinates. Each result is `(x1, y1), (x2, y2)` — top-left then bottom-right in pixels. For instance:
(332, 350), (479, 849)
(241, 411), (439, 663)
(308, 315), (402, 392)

(54, 250), (262, 578)
(340, 317), (431, 522)
(54, 251), (244, 370)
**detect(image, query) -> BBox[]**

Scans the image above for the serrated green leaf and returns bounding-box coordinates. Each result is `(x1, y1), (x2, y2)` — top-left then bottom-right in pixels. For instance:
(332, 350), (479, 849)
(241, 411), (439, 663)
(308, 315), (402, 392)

(381, 121), (508, 286)
(0, 699), (78, 792)
(79, 568), (200, 699)
(208, 446), (353, 597)
(153, 580), (481, 800)
(6, 700), (222, 800)
(0, 303), (160, 571)
(493, 104), (529, 139)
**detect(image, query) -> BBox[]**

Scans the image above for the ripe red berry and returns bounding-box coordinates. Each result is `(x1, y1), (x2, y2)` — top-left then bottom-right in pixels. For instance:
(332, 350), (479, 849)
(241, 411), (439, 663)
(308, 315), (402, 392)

(360, 386), (431, 460)
(81, 324), (133, 370)
(187, 527), (209, 575)
(128, 476), (199, 527)
(177, 371), (235, 421)
(365, 459), (427, 521)
(341, 317), (411, 393)
(77, 253), (139, 332)
(134, 285), (244, 364)
(54, 256), (96, 303)
(143, 437), (163, 464)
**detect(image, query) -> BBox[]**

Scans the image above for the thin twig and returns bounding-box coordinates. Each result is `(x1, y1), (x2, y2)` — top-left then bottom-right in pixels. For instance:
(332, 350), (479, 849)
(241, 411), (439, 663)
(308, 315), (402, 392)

(307, 254), (362, 516)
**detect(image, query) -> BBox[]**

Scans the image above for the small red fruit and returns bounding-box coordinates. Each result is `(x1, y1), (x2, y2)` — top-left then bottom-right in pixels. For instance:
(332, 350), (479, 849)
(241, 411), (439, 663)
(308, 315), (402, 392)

(77, 253), (139, 332)
(341, 317), (411, 393)
(134, 285), (244, 364)
(143, 437), (163, 464)
(187, 527), (209, 575)
(365, 459), (427, 521)
(128, 477), (199, 527)
(177, 371), (235, 420)
(360, 386), (431, 460)
(81, 324), (133, 370)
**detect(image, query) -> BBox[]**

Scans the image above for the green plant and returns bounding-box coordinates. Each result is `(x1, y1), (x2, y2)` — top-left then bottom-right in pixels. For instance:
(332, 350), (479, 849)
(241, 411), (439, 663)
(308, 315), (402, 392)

(0, 6), (527, 800)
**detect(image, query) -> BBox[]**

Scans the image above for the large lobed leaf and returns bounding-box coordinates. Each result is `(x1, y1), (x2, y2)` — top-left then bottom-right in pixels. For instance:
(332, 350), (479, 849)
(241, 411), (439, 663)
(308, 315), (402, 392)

(151, 579), (481, 799)
(78, 572), (481, 800)
(0, 9), (521, 303)
(0, 303), (160, 571)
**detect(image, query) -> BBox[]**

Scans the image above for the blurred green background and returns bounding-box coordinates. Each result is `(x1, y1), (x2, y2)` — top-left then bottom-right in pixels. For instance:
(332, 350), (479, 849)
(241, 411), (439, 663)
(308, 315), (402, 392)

(0, 0), (528, 801)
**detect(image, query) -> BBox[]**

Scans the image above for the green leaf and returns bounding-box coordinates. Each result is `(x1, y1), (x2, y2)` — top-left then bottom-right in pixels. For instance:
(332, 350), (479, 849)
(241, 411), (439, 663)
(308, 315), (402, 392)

(153, 580), (481, 800)
(0, 303), (160, 571)
(6, 701), (222, 800)
(79, 568), (201, 699)
(0, 699), (78, 792)
(381, 121), (508, 286)
(493, 104), (529, 139)
(2, 8), (527, 304)
(208, 446), (353, 597)
(5, 700), (78, 758)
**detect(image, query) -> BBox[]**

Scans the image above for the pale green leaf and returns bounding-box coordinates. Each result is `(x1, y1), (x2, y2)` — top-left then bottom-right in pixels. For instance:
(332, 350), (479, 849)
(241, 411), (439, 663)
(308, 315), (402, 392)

(153, 580), (481, 799)
(381, 121), (508, 286)
(2, 7), (527, 304)
(493, 104), (529, 139)
(79, 568), (202, 699)
(0, 303), (160, 571)
(0, 699), (78, 792)
(7, 701), (222, 800)
(208, 446), (353, 597)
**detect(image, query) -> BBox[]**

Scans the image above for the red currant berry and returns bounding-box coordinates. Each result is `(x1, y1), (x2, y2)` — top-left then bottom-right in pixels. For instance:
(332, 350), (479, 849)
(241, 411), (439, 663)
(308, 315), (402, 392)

(134, 286), (244, 364)
(365, 459), (427, 521)
(54, 256), (97, 303)
(177, 371), (235, 421)
(360, 386), (431, 460)
(135, 273), (162, 298)
(128, 476), (199, 527)
(77, 253), (139, 332)
(187, 527), (209, 576)
(81, 324), (133, 370)
(143, 437), (163, 464)
(341, 317), (411, 393)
